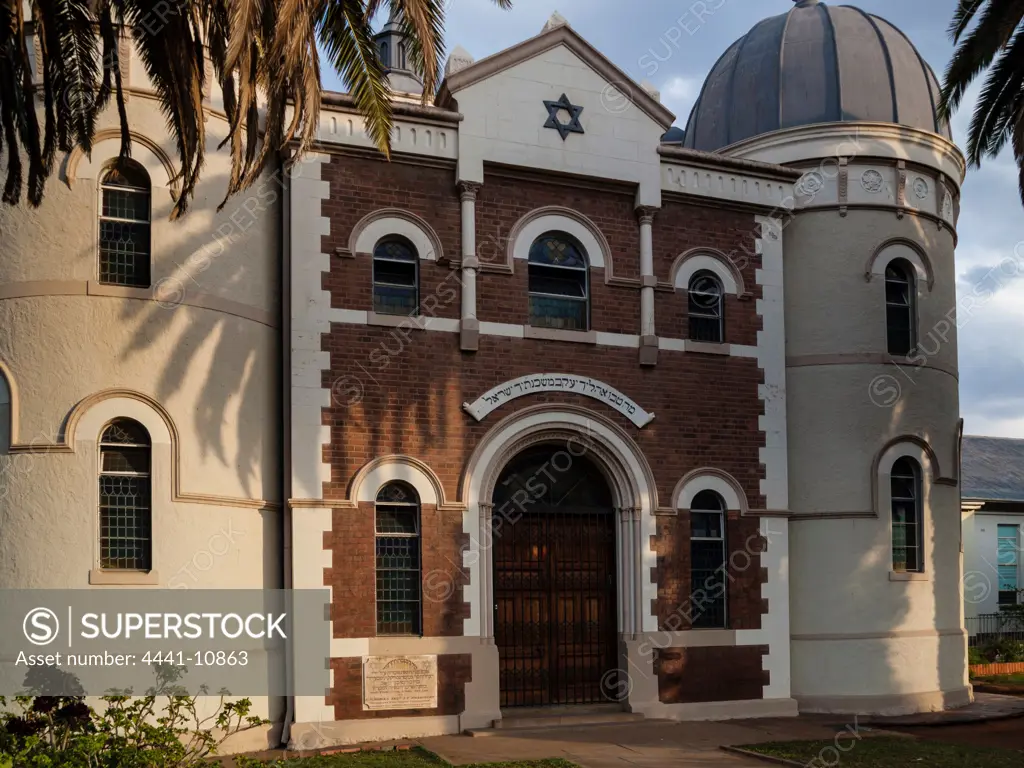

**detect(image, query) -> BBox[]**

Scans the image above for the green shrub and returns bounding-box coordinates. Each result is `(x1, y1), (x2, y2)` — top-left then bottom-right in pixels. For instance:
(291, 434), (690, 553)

(969, 646), (986, 665)
(979, 637), (1024, 664)
(0, 693), (268, 767)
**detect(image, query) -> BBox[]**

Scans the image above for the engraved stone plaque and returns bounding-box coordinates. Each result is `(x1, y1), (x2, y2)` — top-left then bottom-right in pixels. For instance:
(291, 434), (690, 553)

(362, 655), (438, 711)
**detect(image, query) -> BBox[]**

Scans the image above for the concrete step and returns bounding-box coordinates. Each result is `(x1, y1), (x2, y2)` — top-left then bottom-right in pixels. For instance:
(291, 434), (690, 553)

(464, 706), (643, 736)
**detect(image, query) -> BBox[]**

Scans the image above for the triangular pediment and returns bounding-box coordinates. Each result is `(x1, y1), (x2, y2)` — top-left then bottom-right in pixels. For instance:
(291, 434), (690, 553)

(437, 22), (674, 130)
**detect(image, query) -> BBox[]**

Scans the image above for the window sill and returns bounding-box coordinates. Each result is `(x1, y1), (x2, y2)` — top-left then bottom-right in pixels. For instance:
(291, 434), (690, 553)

(368, 311), (420, 327)
(523, 326), (597, 344)
(89, 569), (160, 586)
(889, 571), (929, 582)
(685, 340), (731, 356)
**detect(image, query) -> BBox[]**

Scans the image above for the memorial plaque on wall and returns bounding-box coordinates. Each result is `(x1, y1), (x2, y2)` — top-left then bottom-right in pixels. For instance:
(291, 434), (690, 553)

(362, 655), (438, 711)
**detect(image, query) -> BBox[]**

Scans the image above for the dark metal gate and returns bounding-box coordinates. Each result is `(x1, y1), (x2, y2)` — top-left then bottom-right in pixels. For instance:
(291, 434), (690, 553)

(492, 446), (618, 707)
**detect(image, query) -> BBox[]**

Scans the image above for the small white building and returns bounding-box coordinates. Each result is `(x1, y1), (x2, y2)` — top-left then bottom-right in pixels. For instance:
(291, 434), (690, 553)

(962, 436), (1024, 622)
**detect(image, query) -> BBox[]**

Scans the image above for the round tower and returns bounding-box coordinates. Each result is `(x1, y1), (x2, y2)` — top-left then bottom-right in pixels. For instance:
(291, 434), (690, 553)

(686, 0), (968, 714)
(0, 38), (282, 606)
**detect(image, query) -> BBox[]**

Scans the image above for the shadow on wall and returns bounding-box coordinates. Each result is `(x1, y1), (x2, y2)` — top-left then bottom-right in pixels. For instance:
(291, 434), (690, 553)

(73, 166), (282, 499)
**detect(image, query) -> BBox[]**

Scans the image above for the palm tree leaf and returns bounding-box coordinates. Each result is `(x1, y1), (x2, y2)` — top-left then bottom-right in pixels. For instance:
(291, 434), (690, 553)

(33, 0), (103, 155)
(964, 25), (1024, 167)
(939, 0), (1024, 120)
(117, 0), (206, 218)
(95, 1), (131, 160)
(318, 0), (393, 156)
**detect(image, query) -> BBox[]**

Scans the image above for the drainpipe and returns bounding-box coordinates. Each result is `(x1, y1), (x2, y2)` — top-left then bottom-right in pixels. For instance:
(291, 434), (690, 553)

(280, 150), (295, 746)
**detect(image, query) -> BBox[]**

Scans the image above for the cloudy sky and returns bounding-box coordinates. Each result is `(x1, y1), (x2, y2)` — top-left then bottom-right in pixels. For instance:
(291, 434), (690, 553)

(330, 0), (1022, 438)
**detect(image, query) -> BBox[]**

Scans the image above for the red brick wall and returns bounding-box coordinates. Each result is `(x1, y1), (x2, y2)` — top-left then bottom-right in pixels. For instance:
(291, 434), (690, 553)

(651, 513), (767, 631)
(329, 653), (472, 719)
(325, 503), (469, 639)
(317, 151), (768, 645)
(654, 199), (761, 347)
(657, 646), (769, 703)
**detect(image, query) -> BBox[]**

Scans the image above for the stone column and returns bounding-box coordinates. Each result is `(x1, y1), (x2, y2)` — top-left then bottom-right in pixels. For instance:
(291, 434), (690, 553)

(459, 181), (482, 352)
(636, 206), (659, 366)
(478, 502), (494, 640)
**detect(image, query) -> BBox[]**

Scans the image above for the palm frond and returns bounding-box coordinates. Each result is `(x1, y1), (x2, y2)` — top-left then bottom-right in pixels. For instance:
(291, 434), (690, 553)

(117, 0), (206, 218)
(963, 25), (1024, 167)
(939, 0), (1024, 120)
(318, 0), (393, 156)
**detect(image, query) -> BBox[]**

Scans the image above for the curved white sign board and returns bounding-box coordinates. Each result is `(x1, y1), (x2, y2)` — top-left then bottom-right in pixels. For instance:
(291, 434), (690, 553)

(463, 374), (655, 428)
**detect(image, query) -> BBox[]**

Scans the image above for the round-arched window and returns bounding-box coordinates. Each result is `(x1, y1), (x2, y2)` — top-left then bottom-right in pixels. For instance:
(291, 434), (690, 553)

(527, 232), (589, 331)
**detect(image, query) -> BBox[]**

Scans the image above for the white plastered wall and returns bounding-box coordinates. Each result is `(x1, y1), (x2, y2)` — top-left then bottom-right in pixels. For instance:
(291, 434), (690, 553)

(963, 509), (1024, 619)
(452, 43), (664, 206)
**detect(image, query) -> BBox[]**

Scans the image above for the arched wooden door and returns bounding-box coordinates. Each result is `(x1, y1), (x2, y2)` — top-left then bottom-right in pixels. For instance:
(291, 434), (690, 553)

(492, 446), (618, 707)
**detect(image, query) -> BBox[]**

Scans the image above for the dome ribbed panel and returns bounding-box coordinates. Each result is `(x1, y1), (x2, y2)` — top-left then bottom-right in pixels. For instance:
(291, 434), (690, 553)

(830, 6), (896, 122)
(780, 4), (840, 130)
(681, 2), (950, 150)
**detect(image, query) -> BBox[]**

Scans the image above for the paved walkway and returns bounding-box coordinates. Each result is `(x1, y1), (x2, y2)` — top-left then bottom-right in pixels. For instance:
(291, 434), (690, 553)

(421, 716), (859, 767)
(861, 693), (1024, 726)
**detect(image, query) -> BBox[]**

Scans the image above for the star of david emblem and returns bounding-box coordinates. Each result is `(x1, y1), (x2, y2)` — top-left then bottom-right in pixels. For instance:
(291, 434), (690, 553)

(543, 93), (584, 140)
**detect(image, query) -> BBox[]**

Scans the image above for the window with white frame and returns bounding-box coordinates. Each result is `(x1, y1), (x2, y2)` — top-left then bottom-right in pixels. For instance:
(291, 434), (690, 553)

(891, 457), (923, 572)
(99, 161), (151, 287)
(690, 490), (727, 628)
(528, 232), (590, 331)
(372, 237), (419, 315)
(375, 482), (422, 635)
(688, 270), (725, 343)
(998, 524), (1020, 607)
(98, 419), (152, 570)
(885, 259), (915, 356)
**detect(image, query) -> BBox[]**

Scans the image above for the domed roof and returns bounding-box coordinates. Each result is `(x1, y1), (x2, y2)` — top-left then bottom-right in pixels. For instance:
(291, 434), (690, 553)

(683, 0), (951, 152)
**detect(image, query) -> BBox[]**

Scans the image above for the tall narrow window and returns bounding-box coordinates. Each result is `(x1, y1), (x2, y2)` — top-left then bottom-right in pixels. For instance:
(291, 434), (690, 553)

(528, 232), (589, 331)
(885, 260), (915, 356)
(398, 42), (407, 70)
(372, 237), (419, 315)
(690, 490), (727, 628)
(99, 161), (151, 287)
(375, 482), (422, 635)
(688, 271), (724, 343)
(998, 525), (1020, 607)
(0, 371), (10, 453)
(99, 419), (152, 570)
(891, 457), (922, 573)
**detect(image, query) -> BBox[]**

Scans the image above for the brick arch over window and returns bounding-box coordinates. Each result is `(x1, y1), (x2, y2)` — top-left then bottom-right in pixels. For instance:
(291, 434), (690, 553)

(508, 207), (612, 274)
(671, 467), (748, 513)
(670, 248), (746, 296)
(348, 454), (447, 507)
(348, 208), (444, 262)
(865, 238), (935, 291)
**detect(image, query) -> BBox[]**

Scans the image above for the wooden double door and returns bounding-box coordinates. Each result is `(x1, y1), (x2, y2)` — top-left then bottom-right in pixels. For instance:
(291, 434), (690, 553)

(492, 446), (619, 707)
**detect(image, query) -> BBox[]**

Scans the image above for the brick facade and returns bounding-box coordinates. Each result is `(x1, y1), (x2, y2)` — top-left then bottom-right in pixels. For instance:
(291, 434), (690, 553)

(317, 150), (771, 712)
(329, 653), (473, 720)
(657, 646), (770, 704)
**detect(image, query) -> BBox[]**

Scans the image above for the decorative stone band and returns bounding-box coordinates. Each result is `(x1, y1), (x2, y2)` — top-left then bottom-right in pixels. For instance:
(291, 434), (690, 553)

(462, 374), (655, 428)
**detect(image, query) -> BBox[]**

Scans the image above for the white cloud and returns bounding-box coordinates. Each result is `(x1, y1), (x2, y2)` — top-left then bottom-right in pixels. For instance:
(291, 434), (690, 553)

(658, 75), (701, 122)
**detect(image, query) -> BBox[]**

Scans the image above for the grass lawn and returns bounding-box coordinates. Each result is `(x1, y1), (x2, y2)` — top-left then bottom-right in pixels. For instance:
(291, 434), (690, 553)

(737, 736), (1023, 767)
(235, 747), (578, 768)
(971, 672), (1024, 695)
(973, 672), (1024, 684)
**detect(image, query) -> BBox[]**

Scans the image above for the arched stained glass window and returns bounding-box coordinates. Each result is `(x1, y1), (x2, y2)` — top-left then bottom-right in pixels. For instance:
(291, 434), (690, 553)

(373, 237), (419, 316)
(688, 271), (724, 343)
(690, 490), (726, 628)
(99, 419), (152, 570)
(99, 161), (151, 287)
(375, 481), (422, 635)
(528, 232), (589, 331)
